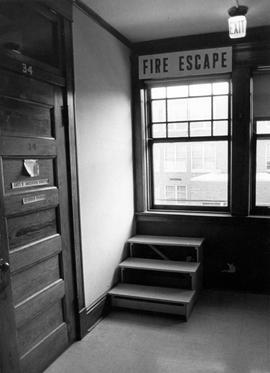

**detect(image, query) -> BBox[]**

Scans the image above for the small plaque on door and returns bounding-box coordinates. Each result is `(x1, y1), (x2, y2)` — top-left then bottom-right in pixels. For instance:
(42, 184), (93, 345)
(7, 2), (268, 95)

(11, 179), (49, 189)
(22, 194), (46, 205)
(24, 159), (40, 177)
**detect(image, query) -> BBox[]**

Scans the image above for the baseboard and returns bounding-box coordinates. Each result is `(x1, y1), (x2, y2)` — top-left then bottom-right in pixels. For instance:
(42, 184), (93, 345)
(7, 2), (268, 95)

(77, 307), (87, 339)
(78, 293), (109, 338)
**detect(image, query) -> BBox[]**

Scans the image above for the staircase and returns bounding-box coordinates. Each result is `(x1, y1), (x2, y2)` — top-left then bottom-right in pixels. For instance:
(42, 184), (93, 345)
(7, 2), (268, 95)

(109, 235), (204, 320)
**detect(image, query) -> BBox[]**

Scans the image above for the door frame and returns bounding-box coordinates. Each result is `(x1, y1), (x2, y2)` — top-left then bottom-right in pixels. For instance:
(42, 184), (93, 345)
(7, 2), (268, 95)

(62, 16), (87, 339)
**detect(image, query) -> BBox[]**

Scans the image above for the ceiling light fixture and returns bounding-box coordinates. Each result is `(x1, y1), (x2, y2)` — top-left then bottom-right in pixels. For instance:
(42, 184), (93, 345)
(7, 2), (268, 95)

(228, 0), (248, 39)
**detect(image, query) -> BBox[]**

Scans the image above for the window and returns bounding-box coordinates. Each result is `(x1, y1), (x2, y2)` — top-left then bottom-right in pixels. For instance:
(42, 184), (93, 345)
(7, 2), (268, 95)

(252, 73), (270, 210)
(148, 80), (230, 209)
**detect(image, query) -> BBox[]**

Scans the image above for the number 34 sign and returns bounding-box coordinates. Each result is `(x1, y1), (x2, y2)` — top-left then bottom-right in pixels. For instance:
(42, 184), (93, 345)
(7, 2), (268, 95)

(22, 63), (33, 75)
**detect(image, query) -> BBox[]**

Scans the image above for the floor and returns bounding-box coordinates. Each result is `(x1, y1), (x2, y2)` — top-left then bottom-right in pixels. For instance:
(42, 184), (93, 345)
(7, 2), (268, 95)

(45, 290), (270, 373)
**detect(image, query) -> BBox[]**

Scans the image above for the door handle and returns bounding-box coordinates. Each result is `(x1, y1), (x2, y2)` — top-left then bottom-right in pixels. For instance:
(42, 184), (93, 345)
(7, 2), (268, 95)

(0, 258), (10, 273)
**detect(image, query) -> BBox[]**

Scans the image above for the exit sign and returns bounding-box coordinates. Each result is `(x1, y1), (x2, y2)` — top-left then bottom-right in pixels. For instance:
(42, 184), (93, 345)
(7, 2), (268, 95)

(228, 15), (247, 39)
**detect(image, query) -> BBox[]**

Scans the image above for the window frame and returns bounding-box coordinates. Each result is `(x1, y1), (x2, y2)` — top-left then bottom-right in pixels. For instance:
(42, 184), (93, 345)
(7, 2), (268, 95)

(145, 76), (232, 212)
(251, 117), (270, 214)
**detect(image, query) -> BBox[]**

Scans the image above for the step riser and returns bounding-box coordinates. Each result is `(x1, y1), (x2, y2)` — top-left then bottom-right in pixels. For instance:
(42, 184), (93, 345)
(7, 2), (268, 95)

(111, 297), (187, 318)
(120, 272), (200, 291)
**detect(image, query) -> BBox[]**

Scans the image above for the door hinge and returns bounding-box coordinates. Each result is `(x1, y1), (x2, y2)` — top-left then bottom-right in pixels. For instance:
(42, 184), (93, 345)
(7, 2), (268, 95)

(61, 105), (69, 126)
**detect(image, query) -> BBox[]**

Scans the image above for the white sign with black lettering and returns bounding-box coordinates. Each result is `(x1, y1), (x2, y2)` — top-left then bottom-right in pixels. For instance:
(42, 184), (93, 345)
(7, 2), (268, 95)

(11, 179), (49, 189)
(22, 194), (46, 205)
(138, 47), (232, 80)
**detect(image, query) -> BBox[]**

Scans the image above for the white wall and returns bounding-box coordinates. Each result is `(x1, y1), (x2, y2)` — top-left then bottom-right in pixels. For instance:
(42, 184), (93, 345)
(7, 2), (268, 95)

(73, 7), (134, 307)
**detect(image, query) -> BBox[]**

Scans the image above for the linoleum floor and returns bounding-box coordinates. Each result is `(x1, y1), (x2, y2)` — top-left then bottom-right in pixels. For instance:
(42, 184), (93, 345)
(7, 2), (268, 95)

(45, 290), (270, 373)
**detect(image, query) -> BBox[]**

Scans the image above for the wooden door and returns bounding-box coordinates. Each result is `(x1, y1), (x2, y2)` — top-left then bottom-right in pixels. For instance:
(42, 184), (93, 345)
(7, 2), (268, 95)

(0, 3), (77, 373)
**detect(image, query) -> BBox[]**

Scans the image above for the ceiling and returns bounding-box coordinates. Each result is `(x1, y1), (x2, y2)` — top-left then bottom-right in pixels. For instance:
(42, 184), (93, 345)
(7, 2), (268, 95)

(81, 0), (270, 43)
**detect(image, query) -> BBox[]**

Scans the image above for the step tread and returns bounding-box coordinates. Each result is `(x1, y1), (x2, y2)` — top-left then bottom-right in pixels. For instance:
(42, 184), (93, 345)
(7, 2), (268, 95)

(109, 283), (196, 304)
(127, 235), (204, 247)
(119, 257), (200, 273)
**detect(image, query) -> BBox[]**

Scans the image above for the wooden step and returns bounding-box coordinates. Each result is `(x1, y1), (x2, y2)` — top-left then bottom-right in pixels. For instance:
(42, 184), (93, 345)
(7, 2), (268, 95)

(127, 235), (204, 248)
(119, 257), (200, 274)
(109, 283), (195, 305)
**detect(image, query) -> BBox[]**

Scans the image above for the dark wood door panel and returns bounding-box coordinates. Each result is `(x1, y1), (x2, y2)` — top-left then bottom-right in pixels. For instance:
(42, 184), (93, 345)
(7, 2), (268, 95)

(4, 188), (59, 216)
(9, 234), (61, 273)
(11, 255), (60, 305)
(7, 208), (58, 250)
(0, 53), (65, 87)
(15, 279), (65, 329)
(3, 157), (55, 194)
(0, 285), (20, 373)
(20, 323), (68, 373)
(0, 137), (56, 157)
(0, 70), (54, 106)
(17, 301), (63, 356)
(0, 96), (53, 138)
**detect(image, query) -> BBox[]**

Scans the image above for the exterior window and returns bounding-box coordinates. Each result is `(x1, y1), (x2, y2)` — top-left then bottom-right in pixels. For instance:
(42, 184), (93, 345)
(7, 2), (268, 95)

(253, 72), (270, 210)
(148, 80), (230, 209)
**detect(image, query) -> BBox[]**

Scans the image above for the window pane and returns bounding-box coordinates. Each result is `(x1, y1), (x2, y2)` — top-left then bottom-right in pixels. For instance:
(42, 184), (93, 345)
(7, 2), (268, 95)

(188, 97), (211, 120)
(153, 141), (228, 207)
(152, 123), (166, 138)
(213, 121), (228, 136)
(0, 4), (59, 67)
(189, 83), (211, 96)
(256, 139), (270, 206)
(167, 85), (188, 98)
(257, 121), (270, 134)
(151, 100), (166, 122)
(168, 122), (188, 137)
(213, 82), (229, 95)
(167, 99), (188, 121)
(213, 96), (228, 119)
(190, 121), (211, 137)
(151, 87), (166, 99)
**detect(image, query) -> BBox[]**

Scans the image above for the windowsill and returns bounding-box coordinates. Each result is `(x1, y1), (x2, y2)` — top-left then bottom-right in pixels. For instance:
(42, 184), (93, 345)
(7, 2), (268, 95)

(136, 210), (270, 220)
(136, 209), (232, 218)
